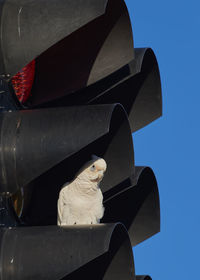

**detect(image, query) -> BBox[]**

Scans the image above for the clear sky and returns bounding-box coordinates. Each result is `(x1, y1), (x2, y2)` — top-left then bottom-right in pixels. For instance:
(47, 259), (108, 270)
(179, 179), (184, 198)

(125, 1), (200, 279)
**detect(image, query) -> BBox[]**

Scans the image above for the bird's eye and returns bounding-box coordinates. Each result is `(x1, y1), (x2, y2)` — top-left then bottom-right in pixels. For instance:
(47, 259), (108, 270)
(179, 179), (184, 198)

(90, 165), (96, 171)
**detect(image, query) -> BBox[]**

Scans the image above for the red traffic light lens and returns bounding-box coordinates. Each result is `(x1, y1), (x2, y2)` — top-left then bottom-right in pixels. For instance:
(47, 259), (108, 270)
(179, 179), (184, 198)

(11, 60), (35, 103)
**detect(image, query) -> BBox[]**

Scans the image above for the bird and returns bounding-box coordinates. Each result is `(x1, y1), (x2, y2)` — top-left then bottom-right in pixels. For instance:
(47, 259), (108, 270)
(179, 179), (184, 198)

(57, 155), (107, 226)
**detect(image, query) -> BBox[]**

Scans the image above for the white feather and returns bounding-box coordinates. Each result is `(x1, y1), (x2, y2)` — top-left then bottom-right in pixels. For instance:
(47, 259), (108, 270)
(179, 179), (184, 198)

(57, 156), (107, 225)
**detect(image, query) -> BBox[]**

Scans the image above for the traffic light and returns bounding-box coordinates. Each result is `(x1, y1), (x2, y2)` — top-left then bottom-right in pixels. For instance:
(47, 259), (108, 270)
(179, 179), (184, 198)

(0, 224), (135, 279)
(0, 0), (162, 279)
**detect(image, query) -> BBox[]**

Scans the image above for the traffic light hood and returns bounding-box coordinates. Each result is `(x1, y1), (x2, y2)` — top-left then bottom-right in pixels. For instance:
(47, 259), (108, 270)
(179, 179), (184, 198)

(103, 166), (160, 246)
(0, 0), (134, 82)
(36, 48), (162, 133)
(0, 223), (135, 280)
(0, 104), (134, 195)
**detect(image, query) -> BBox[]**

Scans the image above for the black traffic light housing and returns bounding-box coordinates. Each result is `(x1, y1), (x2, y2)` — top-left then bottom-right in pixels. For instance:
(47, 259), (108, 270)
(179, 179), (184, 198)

(0, 0), (162, 279)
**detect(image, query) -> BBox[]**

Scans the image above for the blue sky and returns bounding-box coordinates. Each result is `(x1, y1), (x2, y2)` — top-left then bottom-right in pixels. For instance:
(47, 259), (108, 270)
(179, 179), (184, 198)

(125, 1), (200, 279)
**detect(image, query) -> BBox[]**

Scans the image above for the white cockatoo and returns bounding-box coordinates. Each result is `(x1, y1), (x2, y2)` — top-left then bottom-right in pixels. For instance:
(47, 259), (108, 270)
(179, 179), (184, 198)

(57, 155), (107, 225)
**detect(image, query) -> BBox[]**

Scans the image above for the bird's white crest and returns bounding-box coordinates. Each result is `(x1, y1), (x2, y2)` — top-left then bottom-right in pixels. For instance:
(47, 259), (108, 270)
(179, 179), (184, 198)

(57, 156), (107, 226)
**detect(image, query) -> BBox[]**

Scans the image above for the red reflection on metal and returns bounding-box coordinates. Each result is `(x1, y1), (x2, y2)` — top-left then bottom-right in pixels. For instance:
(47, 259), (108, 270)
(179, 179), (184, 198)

(11, 60), (35, 103)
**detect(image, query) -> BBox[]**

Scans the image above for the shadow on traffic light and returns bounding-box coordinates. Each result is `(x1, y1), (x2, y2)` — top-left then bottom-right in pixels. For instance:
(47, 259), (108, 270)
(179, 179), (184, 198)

(103, 166), (160, 246)
(0, 104), (134, 195)
(129, 48), (162, 132)
(88, 48), (162, 132)
(2, 0), (134, 107)
(0, 0), (109, 76)
(0, 223), (135, 280)
(38, 48), (162, 133)
(29, 0), (134, 106)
